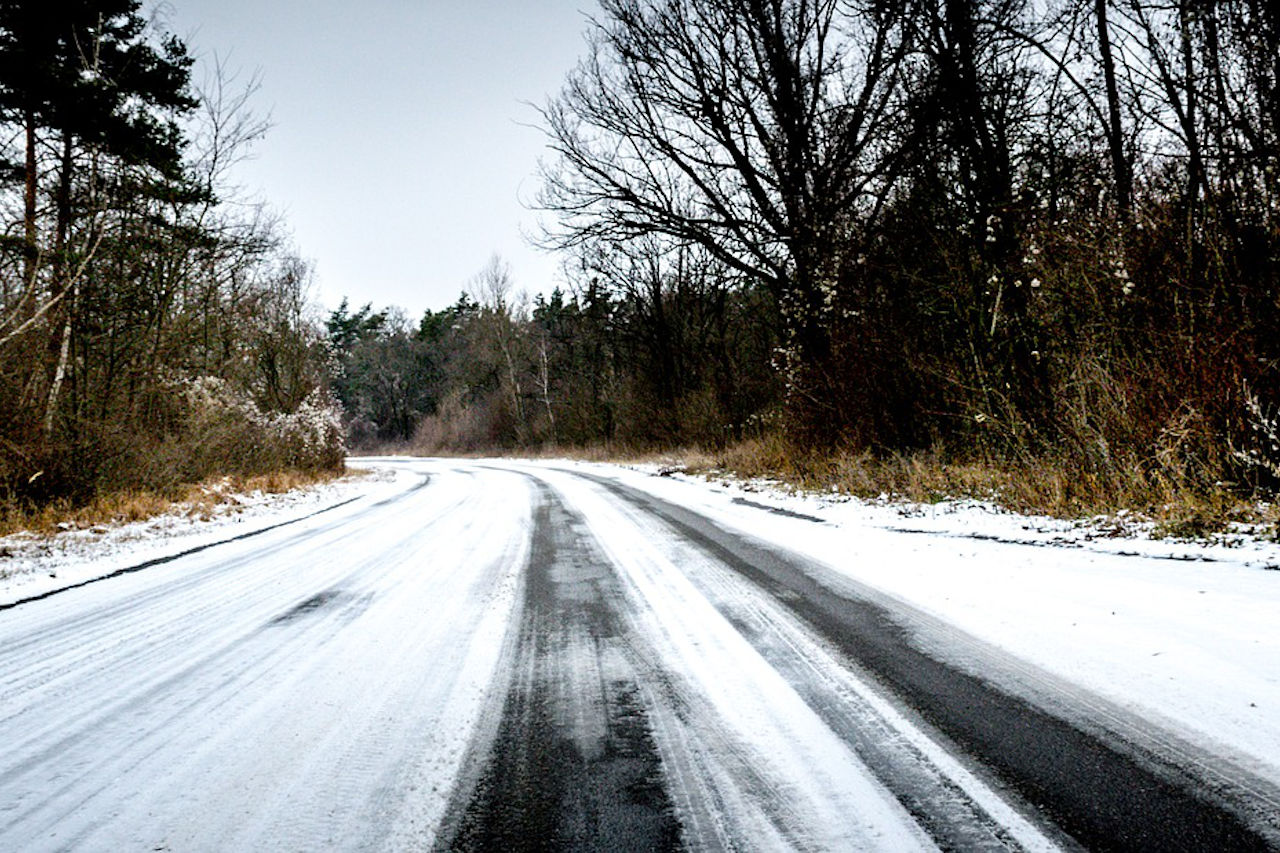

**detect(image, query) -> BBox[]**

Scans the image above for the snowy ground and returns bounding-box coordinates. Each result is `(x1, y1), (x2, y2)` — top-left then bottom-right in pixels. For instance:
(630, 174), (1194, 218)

(0, 466), (406, 608)
(580, 461), (1280, 791)
(1, 460), (529, 849)
(1, 456), (1277, 849)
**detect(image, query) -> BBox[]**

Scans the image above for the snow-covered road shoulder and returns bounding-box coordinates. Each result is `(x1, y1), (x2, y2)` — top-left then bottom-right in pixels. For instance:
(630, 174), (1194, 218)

(0, 461), (410, 608)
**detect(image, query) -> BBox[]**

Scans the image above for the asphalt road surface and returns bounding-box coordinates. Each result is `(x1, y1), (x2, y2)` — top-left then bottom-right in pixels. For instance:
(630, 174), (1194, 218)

(1, 459), (1276, 851)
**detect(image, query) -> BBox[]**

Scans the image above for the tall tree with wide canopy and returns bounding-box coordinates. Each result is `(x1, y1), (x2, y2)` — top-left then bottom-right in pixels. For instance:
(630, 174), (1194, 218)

(539, 0), (915, 442)
(0, 0), (195, 436)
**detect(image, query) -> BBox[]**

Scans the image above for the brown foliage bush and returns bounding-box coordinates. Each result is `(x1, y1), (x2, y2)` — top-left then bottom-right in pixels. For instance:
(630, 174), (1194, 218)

(0, 376), (345, 526)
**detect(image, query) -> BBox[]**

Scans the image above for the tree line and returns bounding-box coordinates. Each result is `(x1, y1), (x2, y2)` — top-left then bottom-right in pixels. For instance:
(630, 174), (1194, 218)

(6, 0), (1278, 516)
(327, 250), (776, 452)
(1, 0), (342, 511)
(330, 0), (1279, 503)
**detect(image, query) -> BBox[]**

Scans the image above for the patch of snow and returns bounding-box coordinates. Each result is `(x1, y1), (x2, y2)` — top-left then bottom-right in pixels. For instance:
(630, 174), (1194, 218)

(0, 459), (529, 850)
(628, 463), (1280, 570)
(0, 461), (410, 608)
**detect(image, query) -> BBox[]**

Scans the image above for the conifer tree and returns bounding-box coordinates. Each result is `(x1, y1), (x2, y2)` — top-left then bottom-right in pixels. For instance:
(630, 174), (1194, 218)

(0, 0), (195, 436)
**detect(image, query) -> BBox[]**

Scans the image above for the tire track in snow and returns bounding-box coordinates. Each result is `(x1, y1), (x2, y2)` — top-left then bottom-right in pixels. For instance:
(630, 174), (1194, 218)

(480, 465), (937, 852)
(575, 470), (1277, 852)
(438, 482), (684, 852)
(0, 468), (458, 740)
(0, 466), (435, 614)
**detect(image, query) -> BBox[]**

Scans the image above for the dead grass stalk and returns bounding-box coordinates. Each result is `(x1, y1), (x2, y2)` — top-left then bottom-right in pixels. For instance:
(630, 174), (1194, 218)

(0, 468), (349, 538)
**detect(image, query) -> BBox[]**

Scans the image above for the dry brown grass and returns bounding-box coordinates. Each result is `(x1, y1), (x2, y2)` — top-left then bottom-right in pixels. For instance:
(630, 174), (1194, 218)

(0, 468), (350, 538)
(667, 435), (1279, 539)
(384, 440), (703, 467)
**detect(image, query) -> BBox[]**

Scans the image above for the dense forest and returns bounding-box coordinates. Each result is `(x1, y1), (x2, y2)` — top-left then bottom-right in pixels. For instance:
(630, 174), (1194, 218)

(4, 0), (1279, 523)
(329, 0), (1279, 516)
(0, 0), (343, 514)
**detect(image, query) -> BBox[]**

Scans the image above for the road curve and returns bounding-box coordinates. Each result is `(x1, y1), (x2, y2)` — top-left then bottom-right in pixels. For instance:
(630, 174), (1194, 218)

(0, 459), (1276, 852)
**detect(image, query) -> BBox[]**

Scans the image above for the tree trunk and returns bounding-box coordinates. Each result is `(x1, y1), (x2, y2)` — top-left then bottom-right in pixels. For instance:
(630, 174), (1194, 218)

(43, 301), (73, 437)
(539, 335), (556, 446)
(499, 328), (526, 444)
(1178, 0), (1205, 346)
(23, 109), (39, 291)
(1096, 0), (1132, 219)
(1179, 0), (1204, 209)
(43, 134), (76, 439)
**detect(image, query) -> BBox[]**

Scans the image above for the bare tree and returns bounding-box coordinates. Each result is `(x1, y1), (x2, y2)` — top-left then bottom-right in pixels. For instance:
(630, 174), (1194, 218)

(1094, 0), (1132, 219)
(470, 255), (530, 443)
(540, 0), (915, 440)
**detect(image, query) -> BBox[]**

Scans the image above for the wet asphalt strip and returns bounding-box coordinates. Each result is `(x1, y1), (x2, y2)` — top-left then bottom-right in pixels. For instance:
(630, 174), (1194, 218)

(436, 481), (684, 852)
(579, 472), (1277, 852)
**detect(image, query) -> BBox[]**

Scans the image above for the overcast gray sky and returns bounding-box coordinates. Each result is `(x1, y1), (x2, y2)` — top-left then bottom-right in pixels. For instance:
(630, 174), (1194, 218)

(160, 0), (591, 317)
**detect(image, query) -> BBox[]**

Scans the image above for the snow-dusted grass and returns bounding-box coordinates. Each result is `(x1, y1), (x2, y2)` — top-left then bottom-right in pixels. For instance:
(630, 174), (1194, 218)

(691, 437), (1280, 540)
(0, 462), (400, 607)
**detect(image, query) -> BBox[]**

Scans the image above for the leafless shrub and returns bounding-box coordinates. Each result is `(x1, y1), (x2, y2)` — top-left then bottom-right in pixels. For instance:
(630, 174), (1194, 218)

(173, 376), (345, 477)
(1233, 381), (1280, 486)
(411, 391), (498, 455)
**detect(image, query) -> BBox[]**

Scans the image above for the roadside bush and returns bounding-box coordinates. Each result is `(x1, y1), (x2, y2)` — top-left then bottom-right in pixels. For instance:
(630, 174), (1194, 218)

(0, 374), (345, 531)
(174, 376), (346, 478)
(411, 390), (498, 454)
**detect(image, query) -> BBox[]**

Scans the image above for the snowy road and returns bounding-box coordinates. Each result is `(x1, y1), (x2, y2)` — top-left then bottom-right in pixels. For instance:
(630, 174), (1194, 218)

(1, 458), (1278, 851)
